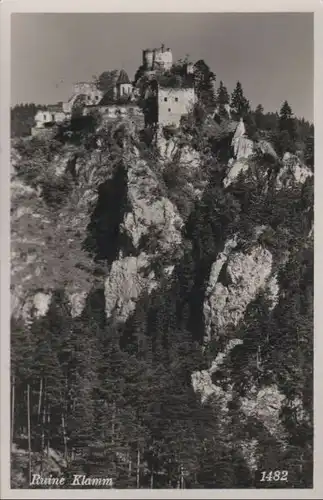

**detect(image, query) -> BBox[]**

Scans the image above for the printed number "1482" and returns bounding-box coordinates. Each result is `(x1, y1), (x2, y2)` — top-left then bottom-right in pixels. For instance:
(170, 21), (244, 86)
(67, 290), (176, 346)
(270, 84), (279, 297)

(260, 471), (288, 482)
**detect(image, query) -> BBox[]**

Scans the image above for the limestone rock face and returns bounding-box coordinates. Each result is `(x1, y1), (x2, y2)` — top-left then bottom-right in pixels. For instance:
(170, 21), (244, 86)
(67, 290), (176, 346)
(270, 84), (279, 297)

(21, 291), (52, 321)
(276, 152), (313, 189)
(104, 144), (186, 324)
(157, 133), (178, 162)
(191, 337), (286, 470)
(191, 370), (218, 404)
(257, 139), (278, 159)
(191, 233), (290, 459)
(192, 347), (288, 456)
(67, 291), (88, 318)
(232, 118), (246, 143)
(225, 131), (279, 189)
(32, 291), (52, 317)
(157, 130), (201, 169)
(240, 385), (286, 436)
(179, 144), (201, 169)
(231, 118), (254, 160)
(191, 338), (243, 404)
(204, 244), (274, 342)
(234, 137), (254, 160)
(122, 154), (183, 252)
(52, 154), (72, 177)
(105, 252), (157, 322)
(223, 159), (250, 188)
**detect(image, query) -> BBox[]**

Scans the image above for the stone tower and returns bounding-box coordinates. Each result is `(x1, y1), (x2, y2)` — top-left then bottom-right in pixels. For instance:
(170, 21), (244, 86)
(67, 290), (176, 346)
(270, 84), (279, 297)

(142, 45), (173, 73)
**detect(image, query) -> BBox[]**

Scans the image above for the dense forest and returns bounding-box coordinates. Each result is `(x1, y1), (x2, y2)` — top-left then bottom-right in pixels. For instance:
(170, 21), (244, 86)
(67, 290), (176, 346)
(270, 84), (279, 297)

(10, 65), (313, 489)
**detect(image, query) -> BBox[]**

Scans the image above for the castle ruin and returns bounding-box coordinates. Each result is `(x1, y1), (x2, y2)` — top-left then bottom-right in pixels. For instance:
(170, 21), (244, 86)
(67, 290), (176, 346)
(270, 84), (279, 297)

(142, 44), (173, 73)
(33, 45), (196, 134)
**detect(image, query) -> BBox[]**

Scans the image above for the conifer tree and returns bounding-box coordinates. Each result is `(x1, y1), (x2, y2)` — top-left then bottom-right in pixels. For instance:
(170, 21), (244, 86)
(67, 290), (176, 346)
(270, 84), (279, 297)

(254, 103), (265, 129)
(230, 81), (250, 118)
(216, 81), (230, 118)
(193, 60), (216, 110)
(279, 100), (298, 143)
(216, 81), (230, 105)
(273, 100), (299, 156)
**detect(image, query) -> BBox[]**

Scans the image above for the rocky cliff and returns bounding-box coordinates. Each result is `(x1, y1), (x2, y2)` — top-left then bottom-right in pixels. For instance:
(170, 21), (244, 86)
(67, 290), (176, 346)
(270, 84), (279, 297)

(10, 112), (313, 488)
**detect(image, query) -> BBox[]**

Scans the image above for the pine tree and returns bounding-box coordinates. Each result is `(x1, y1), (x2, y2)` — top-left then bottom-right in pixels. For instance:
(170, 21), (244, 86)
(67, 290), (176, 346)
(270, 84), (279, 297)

(193, 60), (216, 111)
(254, 104), (265, 129)
(230, 81), (250, 118)
(276, 100), (298, 155)
(216, 81), (230, 118)
(216, 81), (230, 105)
(279, 100), (297, 140)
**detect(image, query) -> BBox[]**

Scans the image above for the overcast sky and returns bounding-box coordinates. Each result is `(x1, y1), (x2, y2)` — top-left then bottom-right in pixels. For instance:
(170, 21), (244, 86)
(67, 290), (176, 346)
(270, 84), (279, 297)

(11, 13), (313, 121)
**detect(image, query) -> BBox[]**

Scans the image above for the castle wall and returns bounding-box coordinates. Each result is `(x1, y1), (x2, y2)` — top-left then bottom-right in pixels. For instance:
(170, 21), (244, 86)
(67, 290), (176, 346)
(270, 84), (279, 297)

(158, 87), (195, 127)
(143, 50), (154, 70)
(83, 104), (145, 129)
(153, 48), (173, 71)
(73, 82), (97, 95)
(53, 112), (66, 124)
(62, 83), (104, 112)
(35, 110), (53, 126)
(34, 110), (67, 129)
(143, 47), (173, 72)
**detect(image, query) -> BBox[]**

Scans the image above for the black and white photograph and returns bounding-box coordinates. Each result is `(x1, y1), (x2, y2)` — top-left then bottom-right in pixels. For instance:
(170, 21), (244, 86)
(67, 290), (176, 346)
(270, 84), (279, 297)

(7, 8), (315, 492)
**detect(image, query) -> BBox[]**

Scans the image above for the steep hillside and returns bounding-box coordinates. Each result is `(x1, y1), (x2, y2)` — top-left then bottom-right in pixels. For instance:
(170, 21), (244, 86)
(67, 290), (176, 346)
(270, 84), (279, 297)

(11, 110), (313, 488)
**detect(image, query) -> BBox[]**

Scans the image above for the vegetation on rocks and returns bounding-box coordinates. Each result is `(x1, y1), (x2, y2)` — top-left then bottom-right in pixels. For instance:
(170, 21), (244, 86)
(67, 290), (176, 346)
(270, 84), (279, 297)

(11, 82), (313, 489)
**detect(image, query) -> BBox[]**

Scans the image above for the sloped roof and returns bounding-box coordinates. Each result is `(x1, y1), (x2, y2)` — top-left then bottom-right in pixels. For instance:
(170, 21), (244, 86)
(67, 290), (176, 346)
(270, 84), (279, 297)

(117, 69), (131, 85)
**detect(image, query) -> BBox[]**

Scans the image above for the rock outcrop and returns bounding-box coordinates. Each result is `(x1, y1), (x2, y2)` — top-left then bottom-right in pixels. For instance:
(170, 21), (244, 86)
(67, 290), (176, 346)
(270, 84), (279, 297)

(276, 152), (313, 189)
(223, 158), (250, 188)
(10, 109), (313, 486)
(122, 153), (183, 252)
(231, 118), (254, 160)
(192, 235), (285, 455)
(105, 252), (157, 322)
(204, 244), (274, 342)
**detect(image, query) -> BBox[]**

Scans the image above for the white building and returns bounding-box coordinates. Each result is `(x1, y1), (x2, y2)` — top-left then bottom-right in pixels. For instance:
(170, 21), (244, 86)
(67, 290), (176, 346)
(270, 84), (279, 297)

(32, 104), (67, 135)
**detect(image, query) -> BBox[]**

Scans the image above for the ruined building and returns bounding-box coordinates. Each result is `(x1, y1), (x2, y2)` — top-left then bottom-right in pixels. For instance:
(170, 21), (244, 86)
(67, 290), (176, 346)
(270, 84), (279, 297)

(33, 46), (196, 134)
(32, 104), (66, 136)
(156, 86), (195, 127)
(141, 81), (195, 128)
(142, 45), (173, 74)
(62, 82), (104, 115)
(140, 46), (195, 128)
